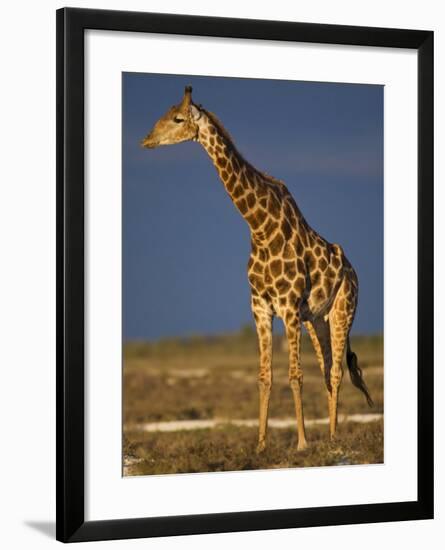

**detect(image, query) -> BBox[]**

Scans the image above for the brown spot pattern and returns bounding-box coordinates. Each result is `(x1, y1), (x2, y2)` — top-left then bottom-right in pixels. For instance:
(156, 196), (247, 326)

(319, 258), (328, 271)
(269, 233), (284, 255)
(270, 259), (282, 277)
(246, 193), (256, 209)
(237, 198), (247, 214)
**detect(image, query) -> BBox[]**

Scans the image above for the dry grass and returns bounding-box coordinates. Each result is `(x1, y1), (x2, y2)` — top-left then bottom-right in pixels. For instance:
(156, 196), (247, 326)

(123, 330), (383, 475)
(124, 421), (383, 476)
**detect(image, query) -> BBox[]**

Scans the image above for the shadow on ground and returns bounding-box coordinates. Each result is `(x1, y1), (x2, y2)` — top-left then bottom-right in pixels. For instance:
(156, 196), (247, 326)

(25, 521), (56, 539)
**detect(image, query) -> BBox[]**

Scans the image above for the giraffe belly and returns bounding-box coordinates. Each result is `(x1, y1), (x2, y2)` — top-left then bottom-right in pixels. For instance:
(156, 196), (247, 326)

(268, 293), (327, 322)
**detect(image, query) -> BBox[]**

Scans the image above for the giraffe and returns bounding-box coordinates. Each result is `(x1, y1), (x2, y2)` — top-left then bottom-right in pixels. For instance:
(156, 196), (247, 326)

(141, 86), (373, 452)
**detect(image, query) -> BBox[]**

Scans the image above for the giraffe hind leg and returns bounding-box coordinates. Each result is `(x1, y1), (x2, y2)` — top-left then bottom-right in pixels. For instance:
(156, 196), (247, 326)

(328, 274), (358, 439)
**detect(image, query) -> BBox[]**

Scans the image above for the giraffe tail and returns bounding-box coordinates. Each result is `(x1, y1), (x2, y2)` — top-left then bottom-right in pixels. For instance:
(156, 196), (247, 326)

(346, 337), (374, 407)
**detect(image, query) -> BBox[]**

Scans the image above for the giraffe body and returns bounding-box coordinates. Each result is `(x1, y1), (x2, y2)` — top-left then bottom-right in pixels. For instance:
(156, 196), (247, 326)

(142, 87), (373, 452)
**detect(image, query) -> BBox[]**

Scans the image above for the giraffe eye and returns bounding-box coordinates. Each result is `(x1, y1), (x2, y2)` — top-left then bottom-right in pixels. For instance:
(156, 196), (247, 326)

(173, 116), (185, 124)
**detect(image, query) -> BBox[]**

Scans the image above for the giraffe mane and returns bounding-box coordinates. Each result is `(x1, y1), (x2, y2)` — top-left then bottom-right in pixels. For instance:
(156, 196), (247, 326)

(201, 106), (285, 188)
(200, 107), (235, 146)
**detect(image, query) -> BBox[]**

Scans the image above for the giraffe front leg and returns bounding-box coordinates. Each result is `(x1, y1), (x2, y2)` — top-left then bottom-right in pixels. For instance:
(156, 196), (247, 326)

(252, 296), (273, 454)
(285, 310), (307, 451)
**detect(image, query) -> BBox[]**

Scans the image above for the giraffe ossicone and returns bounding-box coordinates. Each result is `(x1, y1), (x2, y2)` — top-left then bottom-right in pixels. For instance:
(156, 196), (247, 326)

(142, 86), (373, 452)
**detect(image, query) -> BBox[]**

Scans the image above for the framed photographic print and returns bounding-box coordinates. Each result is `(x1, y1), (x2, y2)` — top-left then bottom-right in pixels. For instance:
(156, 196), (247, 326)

(56, 7), (434, 543)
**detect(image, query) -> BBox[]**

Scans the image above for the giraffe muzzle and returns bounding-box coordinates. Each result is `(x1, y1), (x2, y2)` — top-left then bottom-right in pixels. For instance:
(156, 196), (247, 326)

(140, 136), (158, 149)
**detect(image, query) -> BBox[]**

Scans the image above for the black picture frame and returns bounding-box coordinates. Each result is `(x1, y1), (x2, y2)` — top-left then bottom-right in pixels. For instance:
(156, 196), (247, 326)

(56, 7), (434, 543)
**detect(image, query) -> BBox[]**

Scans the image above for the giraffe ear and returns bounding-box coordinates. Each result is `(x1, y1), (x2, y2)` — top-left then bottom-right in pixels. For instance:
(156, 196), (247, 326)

(190, 104), (201, 121)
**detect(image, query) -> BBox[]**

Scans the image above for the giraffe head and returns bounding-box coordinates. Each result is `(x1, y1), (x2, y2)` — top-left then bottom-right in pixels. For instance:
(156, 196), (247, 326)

(141, 86), (202, 149)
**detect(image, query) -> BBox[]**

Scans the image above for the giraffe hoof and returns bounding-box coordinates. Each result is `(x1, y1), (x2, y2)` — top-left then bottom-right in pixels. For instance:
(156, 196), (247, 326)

(256, 441), (266, 454)
(297, 440), (308, 451)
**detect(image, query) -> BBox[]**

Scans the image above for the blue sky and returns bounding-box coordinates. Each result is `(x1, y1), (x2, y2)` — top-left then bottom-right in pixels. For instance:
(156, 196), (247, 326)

(123, 73), (383, 341)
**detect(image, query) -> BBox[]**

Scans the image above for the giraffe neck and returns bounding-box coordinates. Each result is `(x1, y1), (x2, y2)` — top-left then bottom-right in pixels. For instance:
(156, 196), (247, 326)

(197, 109), (280, 238)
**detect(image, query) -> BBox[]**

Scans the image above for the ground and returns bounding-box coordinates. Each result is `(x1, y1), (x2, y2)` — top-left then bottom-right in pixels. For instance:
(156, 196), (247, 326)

(123, 329), (383, 476)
